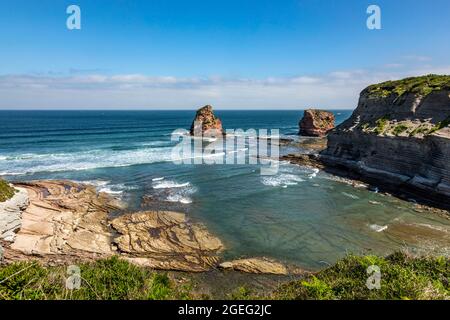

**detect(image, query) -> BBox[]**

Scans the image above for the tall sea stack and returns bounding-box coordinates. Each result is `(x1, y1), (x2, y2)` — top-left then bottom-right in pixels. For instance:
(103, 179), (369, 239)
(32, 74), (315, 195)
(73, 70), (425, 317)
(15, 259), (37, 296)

(190, 105), (224, 135)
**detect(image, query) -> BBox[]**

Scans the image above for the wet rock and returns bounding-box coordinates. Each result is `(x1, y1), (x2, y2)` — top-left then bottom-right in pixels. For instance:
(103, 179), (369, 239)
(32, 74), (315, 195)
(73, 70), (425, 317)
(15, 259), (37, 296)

(111, 211), (224, 272)
(299, 109), (335, 137)
(190, 105), (224, 136)
(281, 154), (324, 169)
(219, 257), (304, 275)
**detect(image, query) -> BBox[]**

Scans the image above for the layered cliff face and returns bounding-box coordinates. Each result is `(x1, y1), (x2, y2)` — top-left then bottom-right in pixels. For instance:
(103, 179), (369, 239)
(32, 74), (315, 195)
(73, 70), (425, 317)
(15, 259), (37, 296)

(190, 105), (223, 135)
(321, 75), (450, 206)
(299, 109), (335, 137)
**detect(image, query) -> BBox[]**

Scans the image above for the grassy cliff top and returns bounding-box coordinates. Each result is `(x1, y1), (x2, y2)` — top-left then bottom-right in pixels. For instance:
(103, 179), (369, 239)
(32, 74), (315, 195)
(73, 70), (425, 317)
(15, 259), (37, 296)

(274, 252), (449, 300)
(365, 74), (450, 98)
(1, 252), (448, 300)
(0, 179), (15, 202)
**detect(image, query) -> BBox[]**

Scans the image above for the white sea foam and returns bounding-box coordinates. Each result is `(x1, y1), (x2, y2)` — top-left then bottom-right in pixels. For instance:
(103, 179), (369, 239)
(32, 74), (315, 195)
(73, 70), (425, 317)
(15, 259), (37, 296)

(261, 173), (305, 187)
(74, 180), (136, 196)
(309, 168), (320, 179)
(342, 192), (360, 199)
(152, 180), (190, 189)
(166, 194), (193, 204)
(98, 187), (123, 195)
(150, 178), (195, 204)
(0, 146), (174, 175)
(369, 224), (388, 232)
(152, 177), (165, 181)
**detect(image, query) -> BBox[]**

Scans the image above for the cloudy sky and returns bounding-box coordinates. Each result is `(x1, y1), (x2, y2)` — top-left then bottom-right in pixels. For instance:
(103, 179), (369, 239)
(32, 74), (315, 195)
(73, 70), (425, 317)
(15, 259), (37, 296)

(1, 0), (449, 109)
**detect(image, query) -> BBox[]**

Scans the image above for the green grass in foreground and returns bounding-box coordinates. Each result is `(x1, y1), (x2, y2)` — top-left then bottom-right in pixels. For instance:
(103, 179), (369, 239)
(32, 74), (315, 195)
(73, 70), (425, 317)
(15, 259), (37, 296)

(0, 179), (15, 202)
(0, 253), (448, 300)
(0, 256), (192, 300)
(273, 252), (449, 300)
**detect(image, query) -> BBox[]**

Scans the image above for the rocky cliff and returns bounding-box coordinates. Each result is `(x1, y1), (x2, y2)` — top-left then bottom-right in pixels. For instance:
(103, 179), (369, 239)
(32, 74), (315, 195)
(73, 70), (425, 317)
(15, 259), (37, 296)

(320, 75), (450, 208)
(299, 109), (335, 137)
(190, 105), (223, 136)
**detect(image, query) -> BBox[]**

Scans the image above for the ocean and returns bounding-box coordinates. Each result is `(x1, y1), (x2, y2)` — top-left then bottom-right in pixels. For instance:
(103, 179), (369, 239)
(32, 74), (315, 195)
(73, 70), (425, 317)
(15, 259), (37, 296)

(1, 110), (449, 270)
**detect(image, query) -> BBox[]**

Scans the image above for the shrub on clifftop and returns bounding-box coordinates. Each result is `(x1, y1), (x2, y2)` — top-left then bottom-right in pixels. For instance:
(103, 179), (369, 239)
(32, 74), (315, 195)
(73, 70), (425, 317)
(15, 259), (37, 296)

(0, 179), (15, 202)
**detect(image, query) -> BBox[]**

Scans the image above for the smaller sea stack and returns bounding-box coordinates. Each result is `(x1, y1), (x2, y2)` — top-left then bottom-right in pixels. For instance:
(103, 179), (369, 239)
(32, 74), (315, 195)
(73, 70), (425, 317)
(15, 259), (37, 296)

(299, 109), (335, 137)
(190, 105), (224, 135)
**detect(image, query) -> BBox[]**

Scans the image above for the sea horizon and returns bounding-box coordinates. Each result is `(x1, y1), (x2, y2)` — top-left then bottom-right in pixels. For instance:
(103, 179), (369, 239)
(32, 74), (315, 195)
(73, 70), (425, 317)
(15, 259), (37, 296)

(0, 108), (355, 111)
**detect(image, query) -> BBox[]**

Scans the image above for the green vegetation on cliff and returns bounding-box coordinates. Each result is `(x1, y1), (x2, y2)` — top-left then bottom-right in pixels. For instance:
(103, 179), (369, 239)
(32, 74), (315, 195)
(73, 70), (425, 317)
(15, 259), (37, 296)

(273, 252), (449, 300)
(393, 124), (409, 136)
(1, 253), (448, 300)
(374, 115), (390, 134)
(0, 179), (15, 202)
(429, 116), (450, 134)
(366, 74), (450, 99)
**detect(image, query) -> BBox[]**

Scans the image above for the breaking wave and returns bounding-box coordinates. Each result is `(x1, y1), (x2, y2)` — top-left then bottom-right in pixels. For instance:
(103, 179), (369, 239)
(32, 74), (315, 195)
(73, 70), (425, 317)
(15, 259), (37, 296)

(0, 146), (173, 175)
(152, 180), (190, 189)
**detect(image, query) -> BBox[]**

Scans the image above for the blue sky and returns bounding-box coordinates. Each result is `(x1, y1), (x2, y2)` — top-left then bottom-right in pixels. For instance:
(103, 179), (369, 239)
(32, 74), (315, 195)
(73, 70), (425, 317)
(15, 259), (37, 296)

(0, 0), (449, 109)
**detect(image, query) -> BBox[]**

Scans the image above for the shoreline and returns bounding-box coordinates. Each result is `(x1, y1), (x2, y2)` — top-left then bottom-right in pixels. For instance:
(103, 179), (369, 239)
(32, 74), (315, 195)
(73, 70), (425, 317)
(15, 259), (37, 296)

(0, 168), (449, 299)
(0, 180), (304, 276)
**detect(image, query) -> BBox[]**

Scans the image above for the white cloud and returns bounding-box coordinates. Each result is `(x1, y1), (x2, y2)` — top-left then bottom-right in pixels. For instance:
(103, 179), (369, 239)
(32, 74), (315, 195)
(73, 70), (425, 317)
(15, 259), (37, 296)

(402, 55), (432, 62)
(0, 66), (448, 110)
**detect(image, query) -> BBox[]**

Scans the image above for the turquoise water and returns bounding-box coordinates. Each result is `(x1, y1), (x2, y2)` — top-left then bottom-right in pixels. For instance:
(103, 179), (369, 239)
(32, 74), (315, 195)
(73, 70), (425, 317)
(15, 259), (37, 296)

(1, 110), (449, 270)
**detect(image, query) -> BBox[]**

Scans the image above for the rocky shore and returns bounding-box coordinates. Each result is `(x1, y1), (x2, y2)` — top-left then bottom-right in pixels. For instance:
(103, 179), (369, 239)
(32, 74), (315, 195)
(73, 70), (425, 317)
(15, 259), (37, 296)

(0, 180), (300, 275)
(320, 75), (450, 210)
(0, 187), (28, 242)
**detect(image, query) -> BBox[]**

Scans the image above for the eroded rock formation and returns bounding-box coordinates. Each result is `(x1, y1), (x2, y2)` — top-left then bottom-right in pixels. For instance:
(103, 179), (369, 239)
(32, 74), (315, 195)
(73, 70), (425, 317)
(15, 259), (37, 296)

(190, 105), (223, 136)
(1, 180), (225, 272)
(111, 211), (223, 272)
(299, 109), (335, 137)
(219, 257), (305, 275)
(10, 181), (123, 259)
(320, 75), (450, 208)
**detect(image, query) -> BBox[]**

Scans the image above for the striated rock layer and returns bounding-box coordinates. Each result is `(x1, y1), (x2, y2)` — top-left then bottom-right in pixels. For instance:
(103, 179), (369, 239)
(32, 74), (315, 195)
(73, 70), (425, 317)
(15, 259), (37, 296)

(2, 180), (225, 272)
(0, 187), (29, 242)
(219, 257), (305, 275)
(320, 76), (450, 208)
(299, 109), (335, 137)
(190, 105), (224, 136)
(9, 181), (123, 259)
(111, 211), (224, 272)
